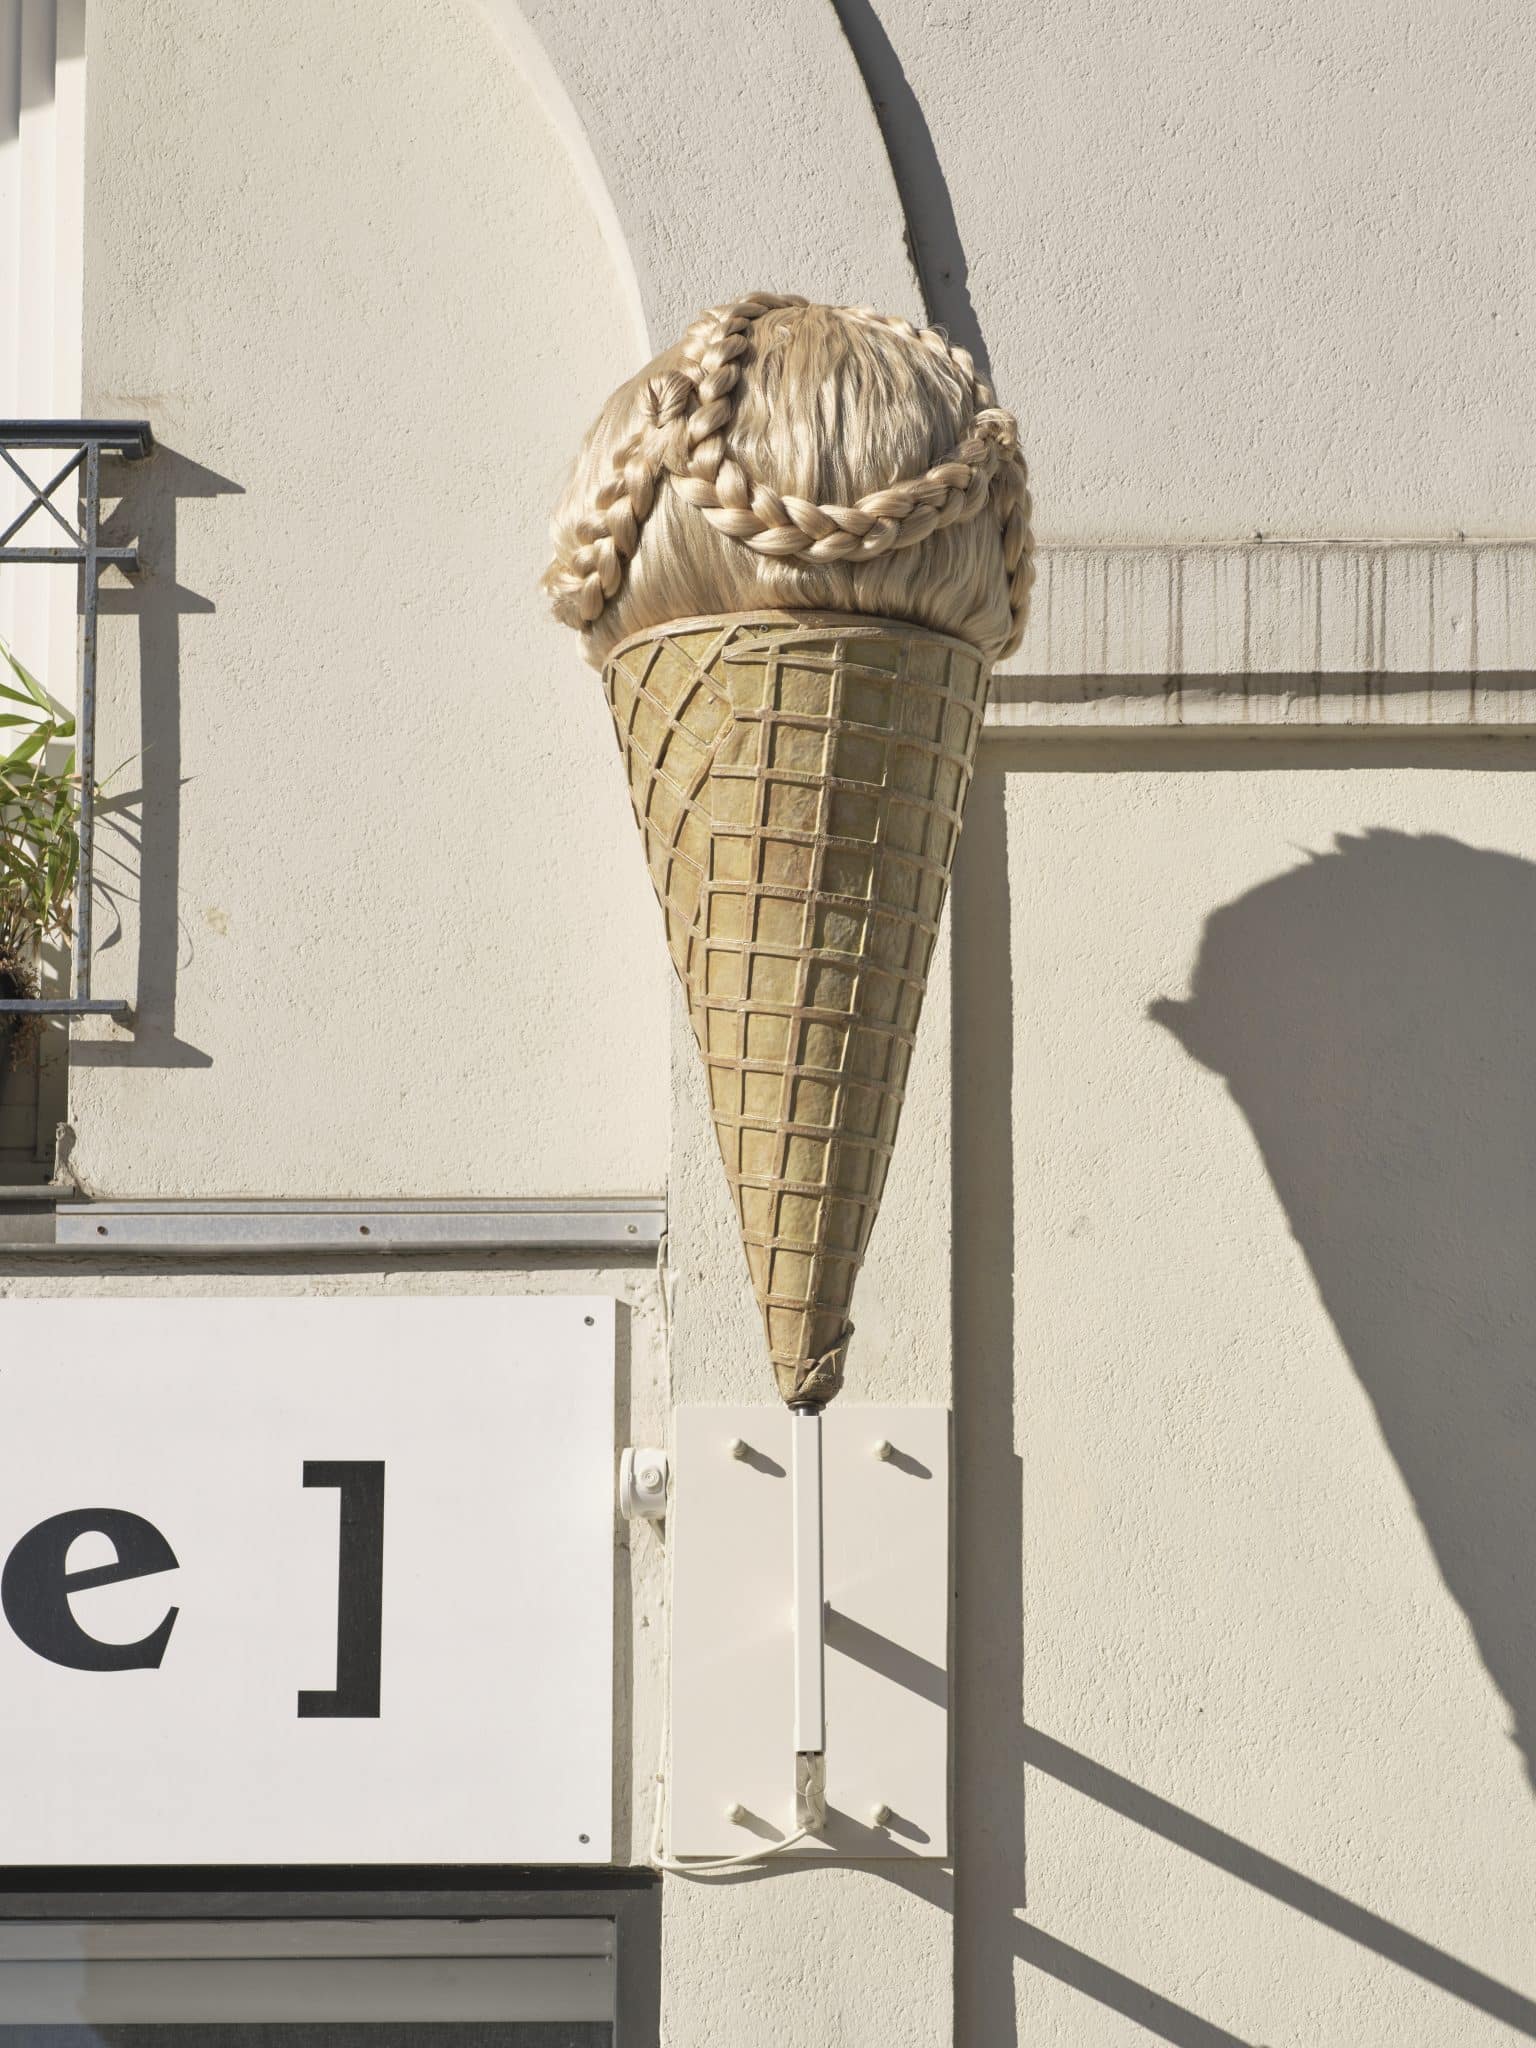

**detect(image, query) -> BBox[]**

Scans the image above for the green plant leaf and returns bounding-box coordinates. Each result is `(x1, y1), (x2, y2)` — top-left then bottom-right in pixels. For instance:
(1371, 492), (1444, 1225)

(0, 641), (59, 714)
(2, 729), (50, 769)
(0, 647), (82, 949)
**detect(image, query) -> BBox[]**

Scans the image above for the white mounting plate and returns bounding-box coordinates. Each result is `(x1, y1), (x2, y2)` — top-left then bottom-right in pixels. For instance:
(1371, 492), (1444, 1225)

(669, 1404), (949, 1859)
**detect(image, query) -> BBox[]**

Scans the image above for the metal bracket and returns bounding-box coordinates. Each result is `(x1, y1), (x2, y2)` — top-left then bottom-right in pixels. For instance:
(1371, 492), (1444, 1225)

(48, 1195), (664, 1255)
(668, 1404), (950, 1860)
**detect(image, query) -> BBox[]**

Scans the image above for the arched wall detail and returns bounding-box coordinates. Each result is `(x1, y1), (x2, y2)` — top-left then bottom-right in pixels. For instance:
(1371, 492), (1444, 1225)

(474, 0), (648, 354)
(492, 0), (1536, 707)
(489, 0), (920, 349)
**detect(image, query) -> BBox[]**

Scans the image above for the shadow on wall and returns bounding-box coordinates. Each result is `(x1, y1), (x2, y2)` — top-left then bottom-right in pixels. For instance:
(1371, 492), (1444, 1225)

(1154, 829), (1536, 1798)
(830, 0), (988, 372)
(951, 812), (1536, 2047)
(74, 446), (241, 1073)
(949, 764), (1027, 2042)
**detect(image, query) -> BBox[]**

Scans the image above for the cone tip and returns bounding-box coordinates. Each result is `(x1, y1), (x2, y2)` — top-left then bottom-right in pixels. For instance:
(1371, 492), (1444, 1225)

(773, 1328), (852, 1409)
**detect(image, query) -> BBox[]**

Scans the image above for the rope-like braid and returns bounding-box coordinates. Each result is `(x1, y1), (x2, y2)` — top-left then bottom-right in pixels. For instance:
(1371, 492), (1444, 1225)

(546, 292), (806, 627)
(990, 438), (1032, 659)
(841, 303), (1032, 655)
(546, 292), (1030, 651)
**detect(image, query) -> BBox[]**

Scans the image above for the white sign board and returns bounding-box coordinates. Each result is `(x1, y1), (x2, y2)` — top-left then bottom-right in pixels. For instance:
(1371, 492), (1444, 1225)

(0, 1295), (615, 1864)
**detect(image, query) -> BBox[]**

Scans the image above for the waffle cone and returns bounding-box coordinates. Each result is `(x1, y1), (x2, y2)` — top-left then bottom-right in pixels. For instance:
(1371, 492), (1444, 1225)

(604, 612), (990, 1405)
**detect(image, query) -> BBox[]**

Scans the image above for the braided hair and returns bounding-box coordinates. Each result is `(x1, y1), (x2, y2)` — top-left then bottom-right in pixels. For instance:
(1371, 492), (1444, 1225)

(545, 294), (1030, 663)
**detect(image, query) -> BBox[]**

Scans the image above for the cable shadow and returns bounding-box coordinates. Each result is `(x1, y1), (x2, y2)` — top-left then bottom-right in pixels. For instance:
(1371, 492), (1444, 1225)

(830, 0), (989, 374)
(1013, 1923), (1257, 2048)
(76, 445), (241, 1069)
(1153, 830), (1536, 1800)
(825, 1603), (946, 1707)
(1025, 1724), (1536, 2035)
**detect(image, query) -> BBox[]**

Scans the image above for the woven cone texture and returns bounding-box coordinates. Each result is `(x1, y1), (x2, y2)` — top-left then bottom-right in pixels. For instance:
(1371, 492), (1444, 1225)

(604, 612), (990, 1406)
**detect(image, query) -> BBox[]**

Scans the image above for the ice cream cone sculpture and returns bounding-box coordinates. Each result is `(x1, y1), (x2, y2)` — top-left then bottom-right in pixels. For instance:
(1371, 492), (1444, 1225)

(546, 295), (1029, 1406)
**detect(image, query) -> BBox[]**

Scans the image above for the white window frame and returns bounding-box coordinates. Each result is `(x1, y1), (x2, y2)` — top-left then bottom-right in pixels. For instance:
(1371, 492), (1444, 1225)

(0, 1884), (659, 2045)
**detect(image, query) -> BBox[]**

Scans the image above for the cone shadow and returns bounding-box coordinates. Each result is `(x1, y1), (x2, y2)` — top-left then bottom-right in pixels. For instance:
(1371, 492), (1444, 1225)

(1154, 828), (1536, 1797)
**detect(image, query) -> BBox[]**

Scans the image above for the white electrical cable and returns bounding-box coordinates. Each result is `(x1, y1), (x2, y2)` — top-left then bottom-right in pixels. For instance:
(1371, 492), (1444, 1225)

(656, 1226), (676, 1351)
(647, 1698), (815, 1876)
(647, 1614), (816, 1877)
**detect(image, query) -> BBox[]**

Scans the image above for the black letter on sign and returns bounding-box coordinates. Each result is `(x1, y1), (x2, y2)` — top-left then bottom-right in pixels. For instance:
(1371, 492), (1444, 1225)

(1, 1508), (179, 1671)
(299, 1461), (384, 1719)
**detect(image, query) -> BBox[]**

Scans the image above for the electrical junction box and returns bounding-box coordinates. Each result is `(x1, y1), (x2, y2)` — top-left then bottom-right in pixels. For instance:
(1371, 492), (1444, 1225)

(667, 1404), (950, 1860)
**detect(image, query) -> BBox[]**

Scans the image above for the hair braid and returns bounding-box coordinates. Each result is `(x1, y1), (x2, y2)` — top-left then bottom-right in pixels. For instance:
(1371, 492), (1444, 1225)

(544, 292), (1030, 653)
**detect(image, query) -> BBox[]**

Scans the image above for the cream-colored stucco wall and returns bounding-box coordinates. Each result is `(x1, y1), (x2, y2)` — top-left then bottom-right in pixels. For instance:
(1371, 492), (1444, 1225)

(0, 0), (85, 696)
(953, 739), (1536, 2042)
(26, 1), (1536, 2044)
(71, 0), (666, 1197)
(872, 0), (1536, 544)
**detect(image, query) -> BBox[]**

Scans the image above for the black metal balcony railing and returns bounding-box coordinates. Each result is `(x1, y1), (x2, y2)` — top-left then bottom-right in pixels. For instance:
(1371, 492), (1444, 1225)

(0, 419), (154, 1018)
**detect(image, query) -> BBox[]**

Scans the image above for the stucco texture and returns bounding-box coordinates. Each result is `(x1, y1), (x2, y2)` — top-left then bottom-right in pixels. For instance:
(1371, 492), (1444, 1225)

(72, 0), (666, 1196)
(954, 739), (1536, 2042)
(869, 0), (1536, 544)
(51, 1), (1536, 2043)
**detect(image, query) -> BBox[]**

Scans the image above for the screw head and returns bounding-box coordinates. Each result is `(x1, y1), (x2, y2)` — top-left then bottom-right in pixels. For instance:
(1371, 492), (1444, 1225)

(725, 1801), (749, 1825)
(873, 1438), (894, 1462)
(727, 1436), (749, 1460)
(869, 1802), (893, 1828)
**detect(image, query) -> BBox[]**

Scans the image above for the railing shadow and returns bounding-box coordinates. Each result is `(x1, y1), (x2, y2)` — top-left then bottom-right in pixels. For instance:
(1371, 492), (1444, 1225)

(77, 445), (242, 1070)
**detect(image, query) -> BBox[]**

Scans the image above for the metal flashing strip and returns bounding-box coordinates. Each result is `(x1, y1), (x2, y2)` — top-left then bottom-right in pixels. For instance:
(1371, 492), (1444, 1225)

(46, 1197), (665, 1255)
(0, 998), (127, 1015)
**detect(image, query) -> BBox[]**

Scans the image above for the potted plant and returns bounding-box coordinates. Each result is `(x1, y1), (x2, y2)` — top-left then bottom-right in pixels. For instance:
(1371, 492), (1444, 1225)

(0, 643), (81, 1072)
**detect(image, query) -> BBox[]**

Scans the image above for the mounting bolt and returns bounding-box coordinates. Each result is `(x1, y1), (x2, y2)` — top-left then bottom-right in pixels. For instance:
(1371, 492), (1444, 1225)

(869, 1802), (893, 1828)
(873, 1438), (894, 1462)
(727, 1436), (749, 1460)
(725, 1801), (749, 1825)
(618, 1447), (669, 1520)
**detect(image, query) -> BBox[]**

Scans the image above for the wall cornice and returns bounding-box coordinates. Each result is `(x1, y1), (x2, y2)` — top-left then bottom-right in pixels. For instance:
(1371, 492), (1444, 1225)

(990, 541), (1536, 730)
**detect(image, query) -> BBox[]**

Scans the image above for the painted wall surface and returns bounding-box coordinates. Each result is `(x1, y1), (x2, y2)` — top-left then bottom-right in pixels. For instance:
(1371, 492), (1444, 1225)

(864, 0), (1536, 544)
(37, 2), (1536, 2045)
(71, 0), (667, 1197)
(0, 0), (85, 691)
(953, 739), (1536, 2042)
